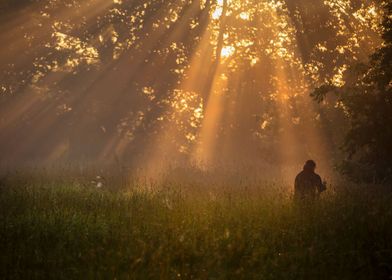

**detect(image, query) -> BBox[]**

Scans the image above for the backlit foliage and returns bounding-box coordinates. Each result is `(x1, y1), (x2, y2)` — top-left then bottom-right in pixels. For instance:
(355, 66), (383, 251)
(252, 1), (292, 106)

(0, 0), (386, 168)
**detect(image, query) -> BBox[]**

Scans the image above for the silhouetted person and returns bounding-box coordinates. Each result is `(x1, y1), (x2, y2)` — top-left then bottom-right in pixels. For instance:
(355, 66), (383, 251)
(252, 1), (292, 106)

(294, 160), (326, 202)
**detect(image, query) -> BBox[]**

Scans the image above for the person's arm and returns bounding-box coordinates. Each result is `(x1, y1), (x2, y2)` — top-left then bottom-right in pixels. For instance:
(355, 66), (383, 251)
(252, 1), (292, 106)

(294, 175), (301, 200)
(316, 175), (326, 193)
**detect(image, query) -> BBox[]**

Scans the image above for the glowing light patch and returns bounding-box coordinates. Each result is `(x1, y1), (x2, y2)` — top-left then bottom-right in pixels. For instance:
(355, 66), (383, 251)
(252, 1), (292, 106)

(212, 7), (223, 20)
(250, 57), (259, 66)
(239, 12), (250, 20)
(332, 64), (348, 87)
(221, 46), (235, 59)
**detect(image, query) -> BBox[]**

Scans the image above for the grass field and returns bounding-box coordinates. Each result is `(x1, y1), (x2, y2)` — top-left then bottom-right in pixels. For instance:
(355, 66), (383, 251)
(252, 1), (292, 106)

(0, 170), (391, 279)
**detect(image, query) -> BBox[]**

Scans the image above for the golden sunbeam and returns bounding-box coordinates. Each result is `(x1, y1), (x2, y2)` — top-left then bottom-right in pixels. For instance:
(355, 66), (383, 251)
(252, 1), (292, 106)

(136, 23), (212, 182)
(1, 2), (391, 277)
(0, 0), (385, 178)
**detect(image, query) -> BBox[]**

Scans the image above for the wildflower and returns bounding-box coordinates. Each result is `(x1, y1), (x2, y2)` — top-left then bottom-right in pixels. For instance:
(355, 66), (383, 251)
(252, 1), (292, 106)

(92, 175), (105, 188)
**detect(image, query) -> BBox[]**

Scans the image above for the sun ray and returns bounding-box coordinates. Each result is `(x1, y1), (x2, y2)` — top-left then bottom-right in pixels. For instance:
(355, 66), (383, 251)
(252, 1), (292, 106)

(0, 0), (385, 176)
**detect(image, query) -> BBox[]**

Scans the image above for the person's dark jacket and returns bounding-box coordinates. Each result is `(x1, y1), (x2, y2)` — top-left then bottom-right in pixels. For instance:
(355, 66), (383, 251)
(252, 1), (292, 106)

(294, 170), (325, 200)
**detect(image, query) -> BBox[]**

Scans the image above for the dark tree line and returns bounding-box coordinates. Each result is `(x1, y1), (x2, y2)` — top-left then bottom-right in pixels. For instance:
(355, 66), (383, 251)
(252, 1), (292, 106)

(312, 2), (392, 183)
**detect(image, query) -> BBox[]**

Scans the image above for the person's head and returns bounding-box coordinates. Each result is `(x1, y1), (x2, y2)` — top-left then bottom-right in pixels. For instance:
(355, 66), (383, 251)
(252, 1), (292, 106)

(303, 160), (316, 172)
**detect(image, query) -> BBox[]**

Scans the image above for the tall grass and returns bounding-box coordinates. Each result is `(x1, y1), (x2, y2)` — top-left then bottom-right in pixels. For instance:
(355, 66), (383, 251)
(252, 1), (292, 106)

(0, 169), (391, 279)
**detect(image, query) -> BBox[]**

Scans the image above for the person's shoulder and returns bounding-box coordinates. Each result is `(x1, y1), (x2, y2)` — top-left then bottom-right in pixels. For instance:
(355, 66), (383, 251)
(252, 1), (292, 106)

(296, 170), (305, 179)
(313, 173), (322, 180)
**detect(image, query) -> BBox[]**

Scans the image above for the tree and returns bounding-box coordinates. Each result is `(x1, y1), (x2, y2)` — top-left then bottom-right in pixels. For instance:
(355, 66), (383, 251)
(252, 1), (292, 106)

(0, 0), (385, 166)
(312, 2), (392, 183)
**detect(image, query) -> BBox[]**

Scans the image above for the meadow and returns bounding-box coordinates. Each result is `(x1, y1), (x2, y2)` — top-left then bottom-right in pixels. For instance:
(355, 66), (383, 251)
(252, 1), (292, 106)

(0, 167), (391, 279)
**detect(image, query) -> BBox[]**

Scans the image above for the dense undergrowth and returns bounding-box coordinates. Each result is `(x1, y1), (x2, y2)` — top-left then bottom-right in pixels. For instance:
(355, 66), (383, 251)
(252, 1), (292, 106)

(0, 170), (391, 279)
